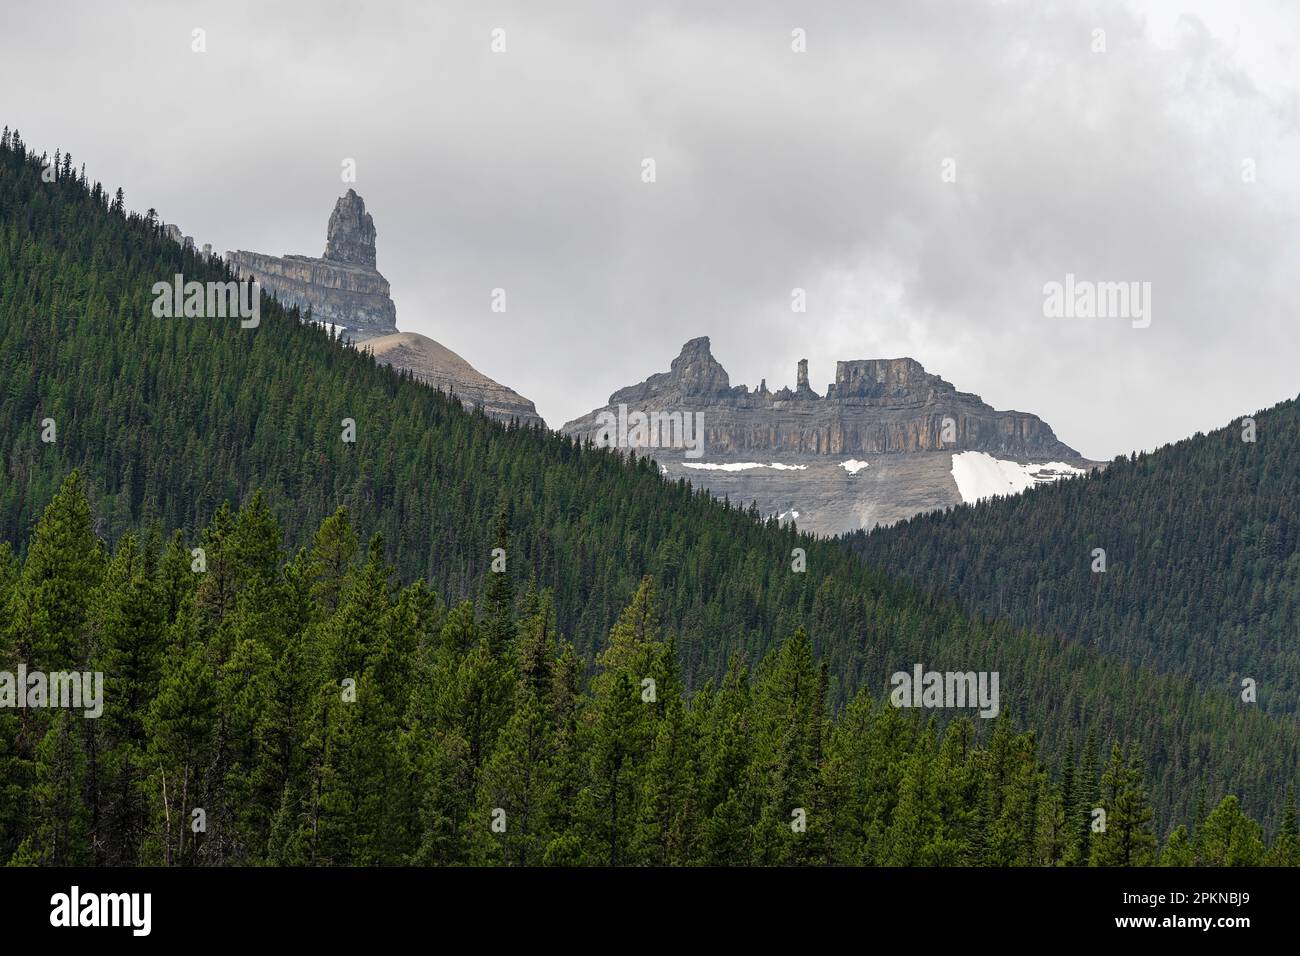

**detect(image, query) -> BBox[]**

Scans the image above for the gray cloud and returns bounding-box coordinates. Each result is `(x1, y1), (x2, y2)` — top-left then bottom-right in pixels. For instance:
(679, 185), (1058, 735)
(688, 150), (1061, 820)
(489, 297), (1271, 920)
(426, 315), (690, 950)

(3, 0), (1296, 458)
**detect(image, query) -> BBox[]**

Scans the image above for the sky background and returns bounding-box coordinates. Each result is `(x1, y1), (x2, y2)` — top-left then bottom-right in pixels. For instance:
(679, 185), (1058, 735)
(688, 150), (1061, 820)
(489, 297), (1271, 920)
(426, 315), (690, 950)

(2, 0), (1297, 459)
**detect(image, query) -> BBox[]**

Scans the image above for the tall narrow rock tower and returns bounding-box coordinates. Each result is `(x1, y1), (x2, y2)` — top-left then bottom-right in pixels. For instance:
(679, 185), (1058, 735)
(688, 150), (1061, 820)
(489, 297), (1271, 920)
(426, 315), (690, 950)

(225, 190), (398, 341)
(324, 189), (378, 266)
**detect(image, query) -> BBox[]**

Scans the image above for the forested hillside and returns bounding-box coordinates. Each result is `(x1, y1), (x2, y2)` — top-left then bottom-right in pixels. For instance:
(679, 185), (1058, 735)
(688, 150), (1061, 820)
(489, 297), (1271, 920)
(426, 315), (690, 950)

(3, 475), (1294, 865)
(848, 398), (1300, 711)
(0, 128), (1296, 832)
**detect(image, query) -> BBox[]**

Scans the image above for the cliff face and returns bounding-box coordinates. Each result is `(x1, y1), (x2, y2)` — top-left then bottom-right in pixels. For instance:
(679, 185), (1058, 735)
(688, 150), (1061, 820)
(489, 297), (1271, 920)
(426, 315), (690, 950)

(225, 191), (543, 426)
(562, 337), (1097, 534)
(226, 189), (398, 340)
(566, 337), (1079, 459)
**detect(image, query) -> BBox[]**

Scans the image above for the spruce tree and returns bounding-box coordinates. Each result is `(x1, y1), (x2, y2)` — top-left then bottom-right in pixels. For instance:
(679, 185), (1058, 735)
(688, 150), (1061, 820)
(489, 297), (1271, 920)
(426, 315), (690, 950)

(1089, 744), (1157, 867)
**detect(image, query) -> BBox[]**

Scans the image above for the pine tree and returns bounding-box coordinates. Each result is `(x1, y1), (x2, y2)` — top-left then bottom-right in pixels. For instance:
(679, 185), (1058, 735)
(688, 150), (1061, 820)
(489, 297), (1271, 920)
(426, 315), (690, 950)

(1159, 825), (1195, 866)
(632, 636), (697, 865)
(10, 711), (91, 865)
(1198, 795), (1265, 866)
(477, 681), (553, 866)
(584, 669), (641, 866)
(306, 507), (358, 616)
(1267, 788), (1300, 866)
(6, 470), (102, 667)
(144, 641), (216, 865)
(1070, 727), (1101, 865)
(1089, 744), (1157, 867)
(94, 532), (166, 864)
(482, 503), (514, 656)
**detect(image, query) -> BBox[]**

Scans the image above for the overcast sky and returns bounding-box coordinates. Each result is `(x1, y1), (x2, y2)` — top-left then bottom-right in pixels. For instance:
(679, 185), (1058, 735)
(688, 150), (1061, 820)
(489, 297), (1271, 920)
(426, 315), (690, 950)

(3, 0), (1297, 458)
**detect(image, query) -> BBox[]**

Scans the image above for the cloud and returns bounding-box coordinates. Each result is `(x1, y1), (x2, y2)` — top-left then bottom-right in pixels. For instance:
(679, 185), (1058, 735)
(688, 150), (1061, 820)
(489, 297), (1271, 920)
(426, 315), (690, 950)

(2, 0), (1296, 457)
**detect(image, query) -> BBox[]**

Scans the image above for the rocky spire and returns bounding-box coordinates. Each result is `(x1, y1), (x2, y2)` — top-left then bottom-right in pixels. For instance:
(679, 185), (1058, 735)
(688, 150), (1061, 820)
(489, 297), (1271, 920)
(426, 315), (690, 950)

(670, 337), (732, 395)
(609, 336), (733, 404)
(795, 357), (818, 399)
(226, 188), (396, 339)
(324, 188), (378, 266)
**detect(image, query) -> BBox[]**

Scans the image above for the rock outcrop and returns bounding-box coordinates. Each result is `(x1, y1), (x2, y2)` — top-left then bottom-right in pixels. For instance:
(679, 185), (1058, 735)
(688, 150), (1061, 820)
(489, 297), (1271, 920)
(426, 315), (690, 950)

(562, 337), (1099, 535)
(362, 332), (544, 427)
(225, 191), (543, 426)
(225, 189), (398, 341)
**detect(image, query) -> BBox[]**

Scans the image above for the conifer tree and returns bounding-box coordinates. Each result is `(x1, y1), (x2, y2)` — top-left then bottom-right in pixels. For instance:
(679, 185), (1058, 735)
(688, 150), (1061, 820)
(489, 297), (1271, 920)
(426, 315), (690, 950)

(1198, 795), (1265, 866)
(1159, 825), (1195, 866)
(1089, 744), (1157, 867)
(482, 503), (514, 656)
(584, 669), (641, 866)
(10, 711), (91, 865)
(1267, 788), (1300, 866)
(144, 641), (216, 865)
(6, 470), (101, 667)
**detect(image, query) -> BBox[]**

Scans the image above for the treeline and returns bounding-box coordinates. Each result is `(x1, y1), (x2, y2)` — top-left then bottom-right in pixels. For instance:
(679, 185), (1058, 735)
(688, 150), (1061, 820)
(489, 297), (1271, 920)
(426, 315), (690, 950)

(1, 128), (1297, 830)
(848, 396), (1300, 711)
(3, 475), (1293, 866)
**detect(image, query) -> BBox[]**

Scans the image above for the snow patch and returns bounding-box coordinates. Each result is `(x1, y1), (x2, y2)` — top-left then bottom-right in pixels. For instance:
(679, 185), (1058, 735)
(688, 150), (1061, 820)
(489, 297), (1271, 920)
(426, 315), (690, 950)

(682, 462), (766, 472)
(681, 462), (808, 472)
(950, 452), (1085, 504)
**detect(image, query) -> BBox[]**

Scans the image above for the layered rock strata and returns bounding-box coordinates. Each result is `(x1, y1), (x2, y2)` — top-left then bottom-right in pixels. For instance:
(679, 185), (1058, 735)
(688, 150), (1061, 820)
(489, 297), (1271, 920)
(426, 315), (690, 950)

(562, 337), (1098, 534)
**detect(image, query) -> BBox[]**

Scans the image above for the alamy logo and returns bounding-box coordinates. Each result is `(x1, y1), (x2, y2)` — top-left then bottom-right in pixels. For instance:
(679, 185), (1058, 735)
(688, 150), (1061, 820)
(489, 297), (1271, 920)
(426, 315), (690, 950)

(151, 273), (260, 328)
(0, 665), (103, 718)
(50, 886), (151, 936)
(889, 664), (1000, 718)
(593, 404), (704, 459)
(1042, 273), (1151, 328)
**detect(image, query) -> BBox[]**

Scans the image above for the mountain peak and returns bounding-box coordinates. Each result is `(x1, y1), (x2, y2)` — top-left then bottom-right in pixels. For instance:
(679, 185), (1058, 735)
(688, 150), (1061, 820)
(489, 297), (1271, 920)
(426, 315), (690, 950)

(608, 335), (733, 405)
(324, 189), (378, 267)
(668, 336), (730, 393)
(562, 336), (1092, 533)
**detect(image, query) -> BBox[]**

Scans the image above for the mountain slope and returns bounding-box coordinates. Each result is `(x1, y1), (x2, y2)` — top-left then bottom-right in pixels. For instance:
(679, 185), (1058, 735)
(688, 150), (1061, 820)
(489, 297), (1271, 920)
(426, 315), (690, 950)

(361, 331), (543, 426)
(849, 397), (1300, 712)
(0, 130), (1294, 827)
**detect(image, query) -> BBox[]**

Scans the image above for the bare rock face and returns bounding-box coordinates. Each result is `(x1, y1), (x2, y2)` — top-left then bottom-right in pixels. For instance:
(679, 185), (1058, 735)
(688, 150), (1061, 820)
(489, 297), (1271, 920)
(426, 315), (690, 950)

(225, 192), (544, 426)
(324, 189), (377, 267)
(362, 332), (544, 427)
(562, 337), (1099, 535)
(226, 189), (397, 341)
(609, 336), (734, 404)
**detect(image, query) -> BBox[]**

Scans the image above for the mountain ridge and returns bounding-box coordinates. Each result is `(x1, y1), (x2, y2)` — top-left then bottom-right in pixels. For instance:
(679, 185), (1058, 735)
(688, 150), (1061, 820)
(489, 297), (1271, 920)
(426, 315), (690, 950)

(1, 130), (1292, 830)
(563, 336), (1098, 534)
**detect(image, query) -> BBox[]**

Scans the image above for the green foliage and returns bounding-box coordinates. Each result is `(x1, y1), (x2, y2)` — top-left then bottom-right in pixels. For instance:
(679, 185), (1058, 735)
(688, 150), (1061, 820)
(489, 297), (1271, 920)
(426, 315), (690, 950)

(0, 130), (1294, 859)
(849, 399), (1300, 713)
(0, 483), (1280, 865)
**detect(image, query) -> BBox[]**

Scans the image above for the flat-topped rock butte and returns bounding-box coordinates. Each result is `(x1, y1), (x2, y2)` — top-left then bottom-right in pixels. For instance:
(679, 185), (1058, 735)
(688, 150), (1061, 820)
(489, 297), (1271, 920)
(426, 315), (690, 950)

(562, 337), (1101, 535)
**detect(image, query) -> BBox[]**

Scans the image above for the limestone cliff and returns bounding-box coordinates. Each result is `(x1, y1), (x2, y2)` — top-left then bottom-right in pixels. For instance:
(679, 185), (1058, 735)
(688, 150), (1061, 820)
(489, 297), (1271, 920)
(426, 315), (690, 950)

(562, 337), (1098, 534)
(226, 190), (397, 340)
(566, 337), (1079, 459)
(224, 191), (542, 426)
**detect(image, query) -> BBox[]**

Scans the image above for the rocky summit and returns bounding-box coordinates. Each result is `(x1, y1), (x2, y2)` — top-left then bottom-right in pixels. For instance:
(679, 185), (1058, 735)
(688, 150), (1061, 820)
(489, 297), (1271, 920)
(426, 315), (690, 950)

(225, 191), (542, 426)
(226, 189), (398, 341)
(561, 337), (1100, 535)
